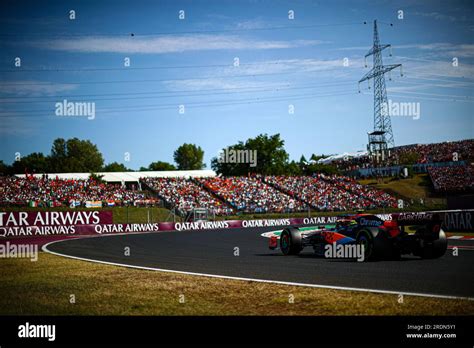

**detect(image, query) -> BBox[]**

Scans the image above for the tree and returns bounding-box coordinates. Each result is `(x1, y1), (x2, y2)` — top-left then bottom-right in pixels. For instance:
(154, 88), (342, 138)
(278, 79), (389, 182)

(0, 160), (11, 175)
(49, 138), (67, 172)
(287, 160), (303, 175)
(90, 173), (105, 183)
(173, 144), (205, 170)
(247, 134), (289, 175)
(305, 163), (339, 176)
(210, 142), (248, 176)
(211, 133), (290, 176)
(11, 152), (50, 174)
(103, 162), (130, 172)
(142, 161), (176, 171)
(49, 137), (104, 172)
(398, 151), (420, 165)
(310, 153), (327, 162)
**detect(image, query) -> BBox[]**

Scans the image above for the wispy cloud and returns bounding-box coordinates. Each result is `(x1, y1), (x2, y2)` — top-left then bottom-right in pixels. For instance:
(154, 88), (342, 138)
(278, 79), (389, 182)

(0, 81), (77, 96)
(164, 58), (362, 92)
(394, 43), (474, 58)
(339, 43), (474, 57)
(0, 111), (41, 135)
(221, 58), (363, 76)
(235, 18), (269, 30)
(413, 11), (459, 22)
(401, 58), (474, 79)
(27, 34), (323, 54)
(164, 78), (288, 91)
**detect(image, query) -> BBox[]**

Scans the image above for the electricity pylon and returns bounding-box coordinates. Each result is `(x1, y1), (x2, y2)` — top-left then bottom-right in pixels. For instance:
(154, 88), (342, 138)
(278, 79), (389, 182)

(359, 20), (402, 162)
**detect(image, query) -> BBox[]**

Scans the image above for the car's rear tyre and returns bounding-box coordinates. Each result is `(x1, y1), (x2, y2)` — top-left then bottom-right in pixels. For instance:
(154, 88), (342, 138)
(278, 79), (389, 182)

(356, 229), (374, 261)
(280, 227), (303, 255)
(416, 227), (447, 259)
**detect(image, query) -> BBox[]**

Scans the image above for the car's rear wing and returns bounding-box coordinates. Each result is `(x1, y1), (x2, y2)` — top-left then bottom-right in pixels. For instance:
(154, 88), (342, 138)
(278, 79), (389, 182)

(388, 212), (442, 226)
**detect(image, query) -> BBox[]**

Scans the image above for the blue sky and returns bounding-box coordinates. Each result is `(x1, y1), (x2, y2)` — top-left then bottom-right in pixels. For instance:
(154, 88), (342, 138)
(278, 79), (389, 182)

(0, 0), (473, 170)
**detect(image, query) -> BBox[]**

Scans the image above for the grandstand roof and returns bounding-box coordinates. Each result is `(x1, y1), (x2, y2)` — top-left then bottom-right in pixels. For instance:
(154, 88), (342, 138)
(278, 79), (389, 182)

(316, 151), (368, 164)
(15, 170), (217, 182)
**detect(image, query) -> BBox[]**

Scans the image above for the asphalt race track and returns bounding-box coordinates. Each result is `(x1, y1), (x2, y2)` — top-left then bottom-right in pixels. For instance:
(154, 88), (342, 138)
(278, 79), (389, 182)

(44, 226), (474, 299)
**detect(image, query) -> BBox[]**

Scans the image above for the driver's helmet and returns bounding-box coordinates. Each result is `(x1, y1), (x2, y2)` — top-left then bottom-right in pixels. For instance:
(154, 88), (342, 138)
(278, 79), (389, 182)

(348, 220), (358, 227)
(336, 219), (358, 229)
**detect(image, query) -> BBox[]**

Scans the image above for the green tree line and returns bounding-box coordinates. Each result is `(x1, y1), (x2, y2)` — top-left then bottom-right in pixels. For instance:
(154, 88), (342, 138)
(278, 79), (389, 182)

(0, 138), (204, 175)
(0, 134), (341, 176)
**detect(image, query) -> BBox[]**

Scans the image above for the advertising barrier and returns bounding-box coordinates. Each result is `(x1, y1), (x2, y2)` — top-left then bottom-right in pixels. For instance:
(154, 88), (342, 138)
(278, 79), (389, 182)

(0, 210), (472, 241)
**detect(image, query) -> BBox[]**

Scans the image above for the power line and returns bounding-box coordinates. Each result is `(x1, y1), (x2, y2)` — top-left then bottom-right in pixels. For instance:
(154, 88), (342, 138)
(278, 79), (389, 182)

(0, 21), (367, 39)
(0, 81), (356, 102)
(0, 83), (356, 105)
(0, 63), (238, 73)
(403, 75), (474, 85)
(395, 55), (455, 65)
(387, 90), (473, 99)
(0, 72), (290, 86)
(394, 79), (474, 90)
(0, 60), (353, 73)
(363, 91), (474, 103)
(389, 93), (474, 103)
(4, 88), (471, 120)
(0, 66), (353, 86)
(0, 89), (357, 117)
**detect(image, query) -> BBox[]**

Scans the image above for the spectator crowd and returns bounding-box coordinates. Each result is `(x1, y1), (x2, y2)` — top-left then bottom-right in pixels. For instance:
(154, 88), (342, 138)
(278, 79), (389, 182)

(142, 177), (234, 215)
(195, 176), (307, 213)
(265, 174), (397, 211)
(1, 174), (403, 214)
(0, 175), (148, 207)
(142, 175), (397, 214)
(332, 139), (474, 171)
(428, 165), (474, 193)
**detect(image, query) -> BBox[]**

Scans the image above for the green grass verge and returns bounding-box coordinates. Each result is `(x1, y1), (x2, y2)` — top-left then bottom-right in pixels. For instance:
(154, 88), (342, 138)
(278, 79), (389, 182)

(358, 174), (447, 210)
(0, 253), (472, 315)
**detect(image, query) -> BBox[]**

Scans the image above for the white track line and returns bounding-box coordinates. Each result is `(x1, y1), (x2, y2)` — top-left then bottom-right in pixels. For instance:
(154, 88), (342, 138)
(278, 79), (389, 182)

(42, 237), (474, 301)
(449, 246), (474, 250)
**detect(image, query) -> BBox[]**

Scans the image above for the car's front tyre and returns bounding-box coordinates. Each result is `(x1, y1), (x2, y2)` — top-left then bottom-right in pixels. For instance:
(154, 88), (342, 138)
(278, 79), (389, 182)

(280, 227), (303, 255)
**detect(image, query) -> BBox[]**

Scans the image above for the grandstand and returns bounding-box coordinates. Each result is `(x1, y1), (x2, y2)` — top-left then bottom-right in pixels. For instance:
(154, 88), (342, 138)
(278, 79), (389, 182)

(0, 175), (150, 208)
(195, 176), (307, 213)
(428, 165), (474, 193)
(142, 177), (234, 215)
(264, 175), (396, 211)
(325, 139), (474, 173)
(0, 171), (399, 214)
(2, 139), (473, 214)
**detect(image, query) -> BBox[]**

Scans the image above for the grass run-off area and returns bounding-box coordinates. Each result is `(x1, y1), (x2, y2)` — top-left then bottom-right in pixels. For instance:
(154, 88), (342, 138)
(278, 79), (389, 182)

(358, 174), (447, 209)
(0, 253), (472, 316)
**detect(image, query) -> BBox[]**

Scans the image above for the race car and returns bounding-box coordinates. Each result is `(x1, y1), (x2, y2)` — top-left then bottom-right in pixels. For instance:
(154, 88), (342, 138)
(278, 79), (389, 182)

(266, 212), (447, 261)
